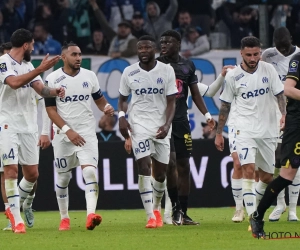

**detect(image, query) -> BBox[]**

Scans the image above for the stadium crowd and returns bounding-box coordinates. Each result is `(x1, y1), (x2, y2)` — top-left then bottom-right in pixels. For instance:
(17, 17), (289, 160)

(1, 0), (299, 57)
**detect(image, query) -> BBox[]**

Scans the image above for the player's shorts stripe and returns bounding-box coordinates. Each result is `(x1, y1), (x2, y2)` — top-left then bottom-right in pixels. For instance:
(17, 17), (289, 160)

(255, 189), (264, 196)
(56, 184), (68, 189)
(85, 182), (97, 185)
(274, 90), (284, 96)
(231, 188), (242, 191)
(7, 195), (19, 199)
(242, 193), (255, 196)
(19, 185), (31, 194)
(152, 186), (164, 193)
(283, 159), (290, 169)
(140, 191), (153, 195)
(286, 75), (299, 81)
(219, 98), (232, 104)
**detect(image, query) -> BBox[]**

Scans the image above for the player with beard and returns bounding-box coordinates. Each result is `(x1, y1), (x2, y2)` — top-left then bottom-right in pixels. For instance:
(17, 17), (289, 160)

(118, 35), (178, 228)
(157, 30), (215, 225)
(214, 36), (286, 236)
(45, 42), (114, 231)
(0, 28), (63, 233)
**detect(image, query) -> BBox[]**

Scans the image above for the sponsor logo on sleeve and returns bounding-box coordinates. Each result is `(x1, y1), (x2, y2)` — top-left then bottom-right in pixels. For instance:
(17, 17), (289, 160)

(0, 63), (7, 72)
(289, 60), (299, 73)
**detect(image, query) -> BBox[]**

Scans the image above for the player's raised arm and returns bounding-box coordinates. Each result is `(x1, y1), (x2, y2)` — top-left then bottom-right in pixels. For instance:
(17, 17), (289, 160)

(3, 54), (60, 90)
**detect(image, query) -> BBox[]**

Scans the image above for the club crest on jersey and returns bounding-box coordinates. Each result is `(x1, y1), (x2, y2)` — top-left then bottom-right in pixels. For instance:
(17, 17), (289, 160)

(55, 75), (66, 84)
(82, 82), (89, 88)
(157, 78), (163, 84)
(262, 77), (268, 83)
(289, 60), (299, 72)
(235, 73), (244, 81)
(0, 63), (7, 72)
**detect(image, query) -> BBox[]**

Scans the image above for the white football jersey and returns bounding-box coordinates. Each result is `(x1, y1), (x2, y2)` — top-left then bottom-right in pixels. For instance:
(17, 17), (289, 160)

(220, 61), (283, 138)
(119, 61), (178, 137)
(262, 46), (300, 83)
(0, 54), (42, 133)
(45, 68), (101, 136)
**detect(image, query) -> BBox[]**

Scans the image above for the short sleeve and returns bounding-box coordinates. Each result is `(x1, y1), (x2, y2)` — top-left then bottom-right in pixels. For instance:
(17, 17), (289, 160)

(28, 62), (43, 86)
(269, 64), (284, 96)
(91, 71), (101, 94)
(119, 70), (131, 96)
(0, 57), (16, 84)
(286, 53), (300, 82)
(198, 83), (209, 97)
(166, 66), (178, 96)
(261, 50), (268, 62)
(219, 74), (235, 103)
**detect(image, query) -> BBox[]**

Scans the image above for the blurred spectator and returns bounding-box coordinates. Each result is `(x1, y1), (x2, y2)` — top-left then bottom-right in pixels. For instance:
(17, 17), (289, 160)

(175, 10), (202, 36)
(180, 26), (210, 58)
(32, 22), (62, 55)
(217, 4), (258, 48)
(287, 1), (300, 47)
(202, 121), (217, 139)
(84, 29), (109, 55)
(131, 11), (149, 39)
(69, 0), (92, 48)
(0, 42), (12, 56)
(177, 0), (215, 36)
(88, 0), (137, 58)
(97, 115), (122, 142)
(108, 20), (137, 58)
(104, 0), (142, 32)
(0, 10), (10, 44)
(144, 0), (178, 45)
(49, 0), (77, 45)
(27, 3), (54, 31)
(1, 0), (26, 37)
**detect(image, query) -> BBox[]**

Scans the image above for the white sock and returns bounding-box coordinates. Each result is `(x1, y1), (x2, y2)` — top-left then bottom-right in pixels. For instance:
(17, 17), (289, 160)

(56, 172), (71, 220)
(255, 180), (268, 207)
(164, 187), (172, 216)
(82, 167), (98, 215)
(277, 190), (286, 208)
(5, 179), (23, 225)
(231, 178), (243, 210)
(18, 178), (35, 207)
(242, 179), (256, 216)
(289, 170), (300, 214)
(138, 175), (154, 220)
(150, 176), (160, 210)
(152, 178), (166, 211)
(4, 203), (9, 210)
(23, 194), (35, 209)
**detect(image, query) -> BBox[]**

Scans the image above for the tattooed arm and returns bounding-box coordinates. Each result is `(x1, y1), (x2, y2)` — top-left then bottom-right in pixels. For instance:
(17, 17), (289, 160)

(216, 101), (231, 134)
(276, 92), (286, 130)
(32, 80), (65, 98)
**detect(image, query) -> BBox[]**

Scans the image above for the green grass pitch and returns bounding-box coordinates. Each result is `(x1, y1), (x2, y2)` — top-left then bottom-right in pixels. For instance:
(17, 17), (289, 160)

(1, 207), (300, 250)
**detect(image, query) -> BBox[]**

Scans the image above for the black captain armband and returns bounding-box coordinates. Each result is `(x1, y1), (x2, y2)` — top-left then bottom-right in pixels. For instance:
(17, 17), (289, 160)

(92, 88), (103, 100)
(45, 97), (57, 107)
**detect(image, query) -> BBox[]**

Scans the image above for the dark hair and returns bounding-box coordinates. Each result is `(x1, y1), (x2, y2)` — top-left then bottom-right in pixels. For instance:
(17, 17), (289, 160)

(178, 10), (190, 16)
(240, 36), (261, 49)
(138, 35), (156, 43)
(0, 42), (12, 54)
(161, 30), (181, 41)
(10, 29), (33, 48)
(34, 22), (50, 33)
(273, 27), (290, 41)
(61, 41), (78, 51)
